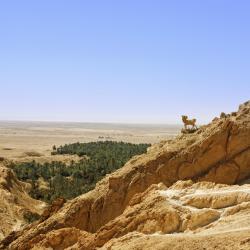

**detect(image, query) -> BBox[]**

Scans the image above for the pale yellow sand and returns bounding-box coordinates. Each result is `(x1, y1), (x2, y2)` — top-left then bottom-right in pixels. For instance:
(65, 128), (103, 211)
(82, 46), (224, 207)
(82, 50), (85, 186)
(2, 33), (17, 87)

(0, 121), (181, 160)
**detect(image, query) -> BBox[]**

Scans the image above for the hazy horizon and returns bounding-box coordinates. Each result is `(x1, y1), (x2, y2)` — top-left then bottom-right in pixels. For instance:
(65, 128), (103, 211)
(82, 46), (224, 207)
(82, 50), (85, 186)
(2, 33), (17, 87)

(1, 1), (249, 124)
(0, 119), (183, 126)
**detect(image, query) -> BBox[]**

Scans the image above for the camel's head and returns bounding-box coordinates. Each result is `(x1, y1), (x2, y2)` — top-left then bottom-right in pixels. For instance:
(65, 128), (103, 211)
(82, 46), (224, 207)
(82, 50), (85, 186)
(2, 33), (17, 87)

(182, 115), (188, 121)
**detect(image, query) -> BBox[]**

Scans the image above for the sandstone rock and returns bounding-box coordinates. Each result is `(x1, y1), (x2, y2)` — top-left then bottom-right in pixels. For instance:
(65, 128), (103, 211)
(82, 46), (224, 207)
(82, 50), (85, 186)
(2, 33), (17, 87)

(41, 197), (66, 221)
(101, 182), (250, 250)
(0, 164), (46, 241)
(2, 100), (250, 250)
(8, 181), (250, 250)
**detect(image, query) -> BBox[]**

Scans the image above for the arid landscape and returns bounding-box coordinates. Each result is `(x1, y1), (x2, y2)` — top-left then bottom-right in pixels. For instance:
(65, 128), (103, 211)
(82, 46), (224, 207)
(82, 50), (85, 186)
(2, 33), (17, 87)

(0, 101), (249, 249)
(0, 121), (180, 161)
(1, 1), (250, 249)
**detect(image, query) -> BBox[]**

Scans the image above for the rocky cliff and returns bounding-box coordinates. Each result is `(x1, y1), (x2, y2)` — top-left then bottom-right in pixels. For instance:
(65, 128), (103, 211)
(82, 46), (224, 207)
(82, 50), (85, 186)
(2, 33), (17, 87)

(0, 163), (46, 241)
(1, 101), (250, 250)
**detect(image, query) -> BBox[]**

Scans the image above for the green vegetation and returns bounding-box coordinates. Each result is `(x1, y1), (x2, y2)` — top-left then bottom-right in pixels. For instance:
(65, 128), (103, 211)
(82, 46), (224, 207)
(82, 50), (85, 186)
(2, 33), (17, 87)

(11, 141), (150, 203)
(23, 211), (40, 223)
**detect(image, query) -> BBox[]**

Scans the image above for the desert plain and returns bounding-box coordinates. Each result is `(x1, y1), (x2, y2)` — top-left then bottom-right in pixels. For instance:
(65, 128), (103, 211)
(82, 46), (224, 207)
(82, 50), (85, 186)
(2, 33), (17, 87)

(0, 121), (181, 161)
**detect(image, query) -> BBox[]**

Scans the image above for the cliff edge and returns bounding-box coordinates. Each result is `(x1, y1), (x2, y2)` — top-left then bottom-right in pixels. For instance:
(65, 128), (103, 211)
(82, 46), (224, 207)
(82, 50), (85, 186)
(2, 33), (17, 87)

(1, 101), (250, 250)
(0, 164), (46, 241)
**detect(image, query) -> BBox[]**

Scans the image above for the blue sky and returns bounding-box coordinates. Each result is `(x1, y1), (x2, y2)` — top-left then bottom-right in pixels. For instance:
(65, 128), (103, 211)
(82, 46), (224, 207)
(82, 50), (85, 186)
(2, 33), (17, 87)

(0, 1), (249, 124)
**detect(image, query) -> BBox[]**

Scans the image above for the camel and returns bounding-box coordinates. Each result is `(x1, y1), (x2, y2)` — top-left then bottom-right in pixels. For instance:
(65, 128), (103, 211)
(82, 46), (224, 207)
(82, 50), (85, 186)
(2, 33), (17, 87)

(182, 115), (197, 130)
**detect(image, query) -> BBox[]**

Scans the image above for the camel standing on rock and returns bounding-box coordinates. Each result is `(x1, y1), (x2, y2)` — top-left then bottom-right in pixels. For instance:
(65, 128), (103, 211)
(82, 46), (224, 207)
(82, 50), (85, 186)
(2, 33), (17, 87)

(182, 115), (197, 130)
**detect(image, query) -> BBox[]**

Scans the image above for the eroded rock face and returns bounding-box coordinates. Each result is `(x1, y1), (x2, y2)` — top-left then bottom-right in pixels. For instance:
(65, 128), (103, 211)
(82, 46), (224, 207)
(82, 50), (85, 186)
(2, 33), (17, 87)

(2, 100), (250, 250)
(101, 181), (250, 250)
(0, 164), (46, 241)
(8, 181), (250, 250)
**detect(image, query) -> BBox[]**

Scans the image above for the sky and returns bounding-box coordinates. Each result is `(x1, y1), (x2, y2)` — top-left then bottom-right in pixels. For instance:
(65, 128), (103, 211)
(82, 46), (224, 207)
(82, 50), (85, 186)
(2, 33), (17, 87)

(0, 0), (249, 124)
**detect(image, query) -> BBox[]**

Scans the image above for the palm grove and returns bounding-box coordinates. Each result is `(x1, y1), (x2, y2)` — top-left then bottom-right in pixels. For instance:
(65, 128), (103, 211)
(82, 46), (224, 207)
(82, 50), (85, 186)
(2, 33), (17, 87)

(10, 141), (150, 203)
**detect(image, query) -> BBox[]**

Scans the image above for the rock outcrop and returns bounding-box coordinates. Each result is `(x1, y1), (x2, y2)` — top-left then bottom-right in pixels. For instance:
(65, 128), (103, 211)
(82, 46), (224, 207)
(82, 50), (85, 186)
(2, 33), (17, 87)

(100, 181), (250, 250)
(1, 100), (250, 250)
(0, 164), (46, 241)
